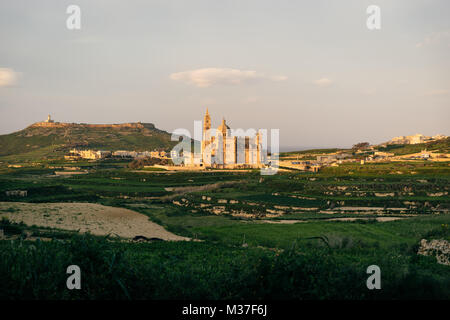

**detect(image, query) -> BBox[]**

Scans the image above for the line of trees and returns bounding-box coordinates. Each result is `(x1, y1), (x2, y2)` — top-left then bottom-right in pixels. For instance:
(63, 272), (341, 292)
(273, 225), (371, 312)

(128, 157), (170, 169)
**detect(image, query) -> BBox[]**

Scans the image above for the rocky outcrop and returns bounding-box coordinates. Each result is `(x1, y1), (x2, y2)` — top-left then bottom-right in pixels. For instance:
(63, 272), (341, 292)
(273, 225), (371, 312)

(417, 239), (450, 266)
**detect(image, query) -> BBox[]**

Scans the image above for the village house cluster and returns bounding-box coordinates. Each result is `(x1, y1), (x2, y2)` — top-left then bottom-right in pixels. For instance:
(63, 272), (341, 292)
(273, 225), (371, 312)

(5, 190), (28, 197)
(385, 133), (447, 145)
(66, 149), (168, 160)
(282, 139), (449, 172)
(286, 153), (354, 172)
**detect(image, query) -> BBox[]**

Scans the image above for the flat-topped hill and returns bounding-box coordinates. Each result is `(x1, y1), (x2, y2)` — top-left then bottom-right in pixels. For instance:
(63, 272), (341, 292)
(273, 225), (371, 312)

(0, 121), (177, 159)
(29, 121), (155, 129)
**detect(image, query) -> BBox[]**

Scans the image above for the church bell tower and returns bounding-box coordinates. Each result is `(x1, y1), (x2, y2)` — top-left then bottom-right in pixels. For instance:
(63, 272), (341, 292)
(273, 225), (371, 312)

(201, 108), (212, 162)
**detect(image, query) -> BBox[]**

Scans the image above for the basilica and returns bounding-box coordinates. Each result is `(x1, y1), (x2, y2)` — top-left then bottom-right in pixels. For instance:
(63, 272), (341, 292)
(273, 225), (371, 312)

(183, 109), (263, 168)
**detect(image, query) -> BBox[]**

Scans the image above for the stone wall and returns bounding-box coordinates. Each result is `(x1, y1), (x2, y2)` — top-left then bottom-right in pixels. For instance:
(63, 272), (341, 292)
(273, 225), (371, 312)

(418, 239), (450, 266)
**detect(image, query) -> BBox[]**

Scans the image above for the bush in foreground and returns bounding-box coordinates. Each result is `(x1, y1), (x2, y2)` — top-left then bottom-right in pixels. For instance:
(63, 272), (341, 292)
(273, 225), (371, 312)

(0, 235), (448, 300)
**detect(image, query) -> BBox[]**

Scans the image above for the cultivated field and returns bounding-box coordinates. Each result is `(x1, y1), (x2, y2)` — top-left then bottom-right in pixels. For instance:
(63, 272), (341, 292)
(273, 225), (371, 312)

(0, 158), (449, 299)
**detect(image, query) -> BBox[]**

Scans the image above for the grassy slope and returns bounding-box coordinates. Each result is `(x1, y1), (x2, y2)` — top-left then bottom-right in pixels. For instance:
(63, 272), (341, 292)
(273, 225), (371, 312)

(375, 137), (450, 155)
(281, 138), (450, 157)
(280, 148), (344, 157)
(189, 215), (450, 248)
(1, 218), (449, 300)
(0, 122), (176, 159)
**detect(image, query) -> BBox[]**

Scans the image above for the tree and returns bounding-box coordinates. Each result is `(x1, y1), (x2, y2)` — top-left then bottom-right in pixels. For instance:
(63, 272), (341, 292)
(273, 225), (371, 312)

(128, 157), (169, 169)
(352, 142), (370, 150)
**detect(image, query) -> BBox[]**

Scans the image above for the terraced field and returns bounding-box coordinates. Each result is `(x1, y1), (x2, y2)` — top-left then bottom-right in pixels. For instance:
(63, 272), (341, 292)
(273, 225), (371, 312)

(0, 159), (449, 299)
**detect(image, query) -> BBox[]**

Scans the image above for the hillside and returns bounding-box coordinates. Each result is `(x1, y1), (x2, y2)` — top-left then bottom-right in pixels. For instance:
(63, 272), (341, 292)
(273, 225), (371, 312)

(0, 121), (177, 158)
(280, 148), (345, 157)
(281, 137), (450, 157)
(374, 137), (450, 155)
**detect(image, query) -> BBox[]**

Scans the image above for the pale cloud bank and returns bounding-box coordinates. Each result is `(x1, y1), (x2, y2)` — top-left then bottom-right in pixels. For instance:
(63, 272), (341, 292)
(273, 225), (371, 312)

(170, 68), (287, 88)
(416, 31), (450, 48)
(423, 89), (449, 96)
(0, 68), (19, 87)
(313, 78), (333, 87)
(242, 96), (260, 104)
(67, 36), (100, 44)
(362, 88), (377, 95)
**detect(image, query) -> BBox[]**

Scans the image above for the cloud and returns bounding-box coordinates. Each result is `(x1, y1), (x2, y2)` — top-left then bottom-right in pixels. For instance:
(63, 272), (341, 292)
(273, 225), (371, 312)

(170, 68), (287, 88)
(200, 97), (217, 105)
(362, 88), (377, 95)
(242, 96), (260, 104)
(423, 89), (449, 96)
(313, 78), (333, 87)
(416, 31), (450, 48)
(0, 68), (19, 87)
(67, 36), (100, 44)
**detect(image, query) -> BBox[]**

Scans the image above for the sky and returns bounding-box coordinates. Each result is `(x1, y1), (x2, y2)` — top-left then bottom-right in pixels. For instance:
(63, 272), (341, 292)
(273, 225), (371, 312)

(0, 0), (449, 150)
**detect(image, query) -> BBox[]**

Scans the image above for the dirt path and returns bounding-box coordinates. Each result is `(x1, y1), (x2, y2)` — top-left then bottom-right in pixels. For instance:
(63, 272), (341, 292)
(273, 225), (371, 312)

(0, 202), (189, 241)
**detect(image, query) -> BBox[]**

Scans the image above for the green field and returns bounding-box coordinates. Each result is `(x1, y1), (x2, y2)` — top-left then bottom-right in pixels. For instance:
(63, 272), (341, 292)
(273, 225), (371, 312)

(0, 158), (449, 300)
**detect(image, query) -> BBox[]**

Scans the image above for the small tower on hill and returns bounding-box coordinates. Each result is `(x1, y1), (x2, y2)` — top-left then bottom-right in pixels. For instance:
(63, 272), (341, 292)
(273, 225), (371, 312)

(45, 114), (54, 123)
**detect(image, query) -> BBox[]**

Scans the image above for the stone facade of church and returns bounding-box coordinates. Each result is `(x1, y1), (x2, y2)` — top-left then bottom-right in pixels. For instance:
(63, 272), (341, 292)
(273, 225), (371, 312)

(184, 109), (263, 168)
